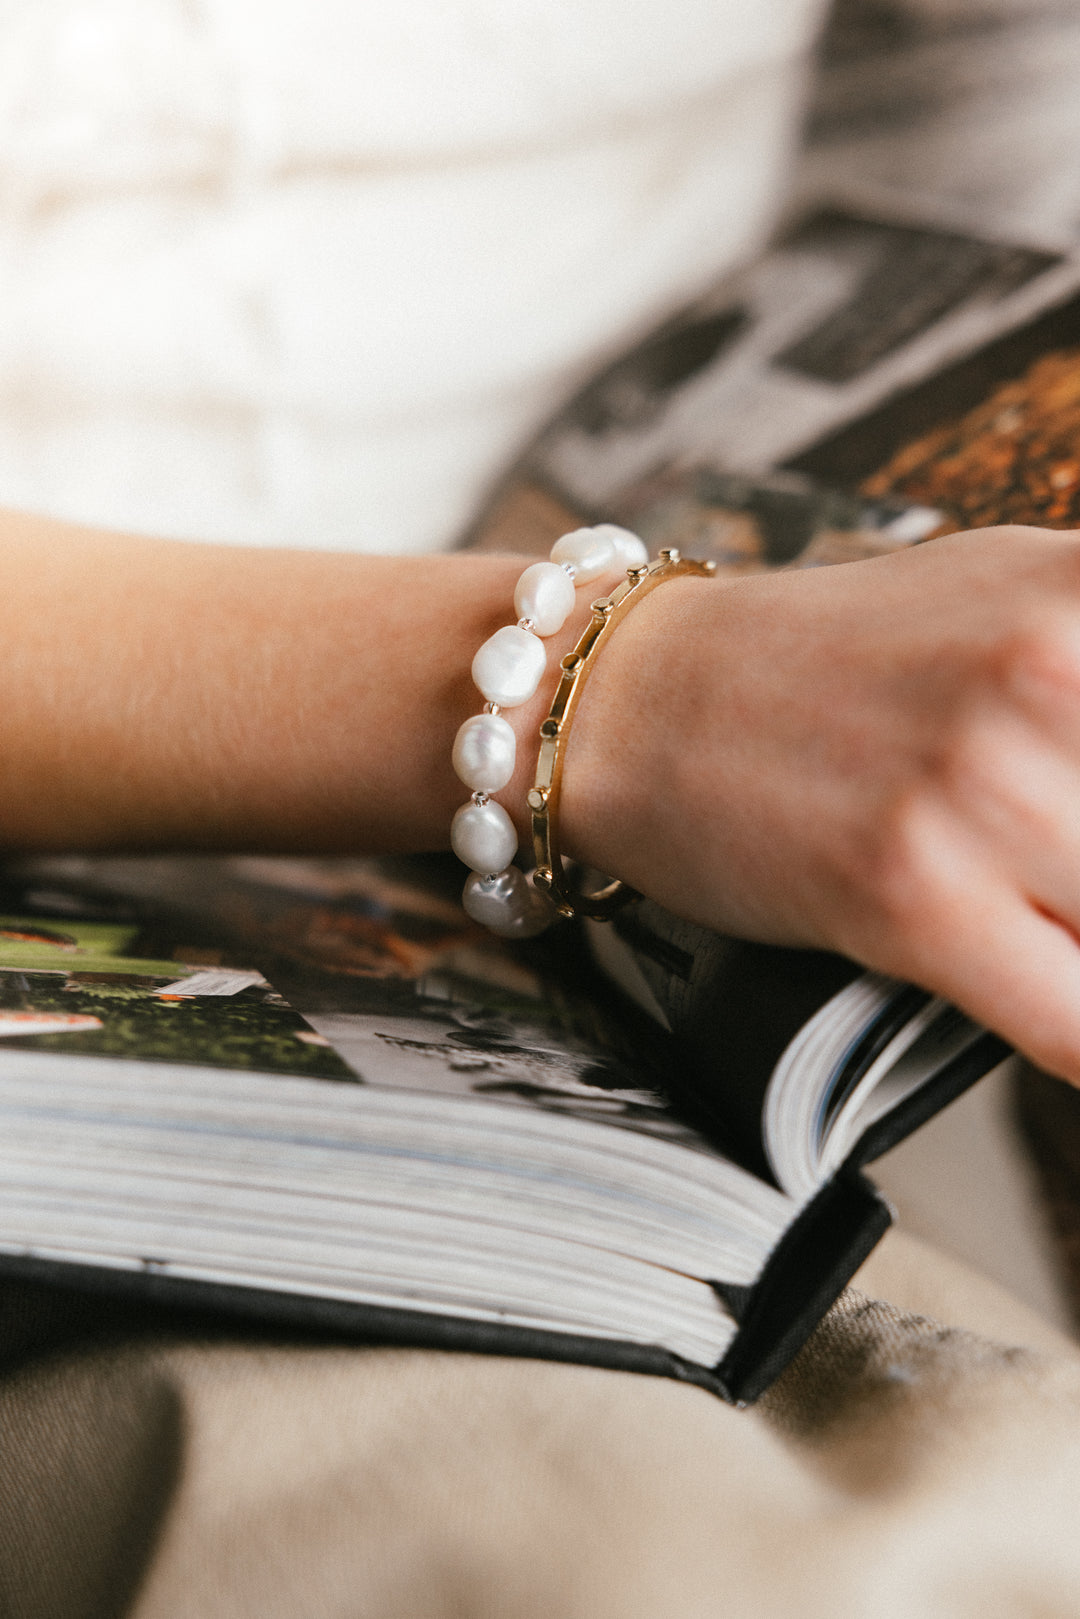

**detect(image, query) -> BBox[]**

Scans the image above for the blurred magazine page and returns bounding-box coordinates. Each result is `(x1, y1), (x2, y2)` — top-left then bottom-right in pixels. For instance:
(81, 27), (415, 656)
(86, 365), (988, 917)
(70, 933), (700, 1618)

(4, 858), (693, 1150)
(470, 197), (1080, 571)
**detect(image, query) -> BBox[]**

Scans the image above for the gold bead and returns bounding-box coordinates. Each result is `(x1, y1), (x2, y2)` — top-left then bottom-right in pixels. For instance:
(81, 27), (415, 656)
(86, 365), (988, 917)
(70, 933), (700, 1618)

(591, 597), (614, 616)
(533, 867), (553, 890)
(658, 547), (680, 563)
(526, 787), (549, 812)
(704, 558), (717, 575)
(561, 652), (583, 673)
(540, 718), (561, 739)
(627, 564), (649, 581)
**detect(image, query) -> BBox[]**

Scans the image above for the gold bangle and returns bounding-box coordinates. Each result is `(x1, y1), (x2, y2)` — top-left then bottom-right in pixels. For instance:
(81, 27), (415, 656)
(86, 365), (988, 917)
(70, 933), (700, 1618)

(527, 548), (716, 921)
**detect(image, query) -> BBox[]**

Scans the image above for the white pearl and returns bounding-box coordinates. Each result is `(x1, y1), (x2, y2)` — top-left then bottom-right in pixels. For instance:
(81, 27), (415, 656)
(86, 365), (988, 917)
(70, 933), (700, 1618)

(462, 870), (552, 938)
(594, 524), (648, 570)
(513, 562), (576, 637)
(451, 798), (518, 874)
(452, 712), (516, 793)
(472, 624), (546, 708)
(463, 867), (527, 929)
(549, 527), (616, 585)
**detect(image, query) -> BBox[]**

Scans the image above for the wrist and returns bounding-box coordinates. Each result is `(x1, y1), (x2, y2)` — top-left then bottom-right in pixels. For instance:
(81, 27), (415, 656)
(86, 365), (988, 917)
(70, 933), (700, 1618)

(545, 574), (715, 892)
(503, 567), (716, 902)
(450, 529), (719, 935)
(450, 526), (660, 937)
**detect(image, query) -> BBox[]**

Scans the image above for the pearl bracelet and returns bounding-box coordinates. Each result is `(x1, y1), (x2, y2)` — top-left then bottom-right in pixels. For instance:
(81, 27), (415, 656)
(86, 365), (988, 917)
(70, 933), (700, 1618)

(450, 524), (648, 938)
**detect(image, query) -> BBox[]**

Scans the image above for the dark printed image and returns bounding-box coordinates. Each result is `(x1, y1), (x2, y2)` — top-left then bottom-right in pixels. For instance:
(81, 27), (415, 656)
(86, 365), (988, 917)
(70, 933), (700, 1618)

(773, 213), (1057, 386)
(862, 345), (1080, 531)
(607, 464), (934, 574)
(316, 1005), (700, 1147)
(0, 914), (353, 1080)
(559, 309), (749, 438)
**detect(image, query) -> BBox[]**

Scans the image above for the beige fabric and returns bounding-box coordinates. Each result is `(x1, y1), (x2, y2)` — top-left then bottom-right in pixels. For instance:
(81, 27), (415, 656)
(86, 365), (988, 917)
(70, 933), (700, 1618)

(2, 1229), (1080, 1618)
(852, 1228), (1074, 1357)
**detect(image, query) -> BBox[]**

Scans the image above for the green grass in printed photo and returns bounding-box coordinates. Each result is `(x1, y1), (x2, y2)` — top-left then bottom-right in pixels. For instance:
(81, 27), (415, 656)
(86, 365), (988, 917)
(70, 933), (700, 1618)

(0, 917), (355, 1080)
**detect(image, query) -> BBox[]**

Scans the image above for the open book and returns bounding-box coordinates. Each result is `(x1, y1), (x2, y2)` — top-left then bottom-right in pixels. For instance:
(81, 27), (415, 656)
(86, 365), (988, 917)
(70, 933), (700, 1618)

(0, 859), (1005, 1405)
(6, 191), (1079, 1401)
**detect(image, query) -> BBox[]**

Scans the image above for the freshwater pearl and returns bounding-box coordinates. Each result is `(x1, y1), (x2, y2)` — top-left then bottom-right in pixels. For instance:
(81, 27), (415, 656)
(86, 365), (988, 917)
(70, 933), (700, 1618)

(594, 524), (648, 570)
(549, 527), (616, 584)
(513, 561), (576, 637)
(451, 798), (518, 874)
(452, 712), (516, 793)
(462, 868), (550, 937)
(472, 624), (546, 708)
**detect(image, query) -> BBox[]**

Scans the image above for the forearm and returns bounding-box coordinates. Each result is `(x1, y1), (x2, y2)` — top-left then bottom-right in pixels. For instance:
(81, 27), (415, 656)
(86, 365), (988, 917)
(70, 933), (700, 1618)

(15, 504), (1080, 1091)
(0, 509), (549, 855)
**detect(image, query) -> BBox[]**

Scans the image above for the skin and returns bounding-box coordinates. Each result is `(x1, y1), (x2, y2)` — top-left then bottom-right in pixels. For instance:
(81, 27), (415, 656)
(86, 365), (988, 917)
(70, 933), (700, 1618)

(0, 511), (524, 854)
(7, 509), (1080, 1083)
(564, 525), (1080, 1083)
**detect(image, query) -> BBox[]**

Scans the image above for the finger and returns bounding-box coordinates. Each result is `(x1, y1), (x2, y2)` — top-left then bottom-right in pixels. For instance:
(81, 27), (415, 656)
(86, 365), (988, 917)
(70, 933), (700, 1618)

(875, 879), (1080, 1087)
(999, 605), (1080, 755)
(934, 711), (1080, 931)
(837, 801), (1080, 1085)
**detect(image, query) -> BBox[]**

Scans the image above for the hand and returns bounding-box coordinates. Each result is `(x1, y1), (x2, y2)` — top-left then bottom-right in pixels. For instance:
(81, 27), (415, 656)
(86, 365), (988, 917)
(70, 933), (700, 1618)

(558, 526), (1080, 1085)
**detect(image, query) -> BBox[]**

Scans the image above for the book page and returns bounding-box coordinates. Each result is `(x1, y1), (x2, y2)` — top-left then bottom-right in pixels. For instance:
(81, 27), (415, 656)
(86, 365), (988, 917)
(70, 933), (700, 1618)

(519, 203), (1080, 514)
(7, 857), (718, 1152)
(0, 910), (352, 1083)
(0, 867), (799, 1369)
